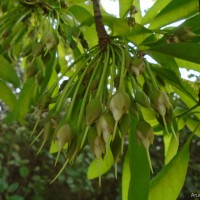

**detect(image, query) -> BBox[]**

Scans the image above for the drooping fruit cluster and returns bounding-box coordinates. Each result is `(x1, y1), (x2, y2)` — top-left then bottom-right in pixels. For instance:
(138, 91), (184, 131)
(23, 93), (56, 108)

(31, 38), (177, 184)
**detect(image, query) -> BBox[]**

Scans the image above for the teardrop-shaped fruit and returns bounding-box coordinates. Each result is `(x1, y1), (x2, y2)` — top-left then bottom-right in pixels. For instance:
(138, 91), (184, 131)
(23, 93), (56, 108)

(87, 127), (98, 150)
(136, 120), (154, 173)
(57, 124), (72, 151)
(109, 91), (131, 122)
(136, 120), (154, 149)
(130, 57), (145, 76)
(135, 89), (150, 107)
(119, 114), (131, 137)
(86, 98), (102, 126)
(32, 42), (43, 56)
(93, 135), (106, 158)
(96, 113), (115, 143)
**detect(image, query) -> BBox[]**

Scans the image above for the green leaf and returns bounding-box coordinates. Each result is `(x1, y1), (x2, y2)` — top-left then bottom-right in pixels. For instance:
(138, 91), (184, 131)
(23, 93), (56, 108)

(164, 134), (179, 165)
(105, 17), (152, 45)
(149, 135), (191, 200)
(119, 0), (133, 18)
(0, 55), (20, 87)
(150, 65), (197, 102)
(6, 78), (35, 123)
(149, 43), (200, 65)
(141, 0), (173, 25)
(7, 182), (19, 193)
(186, 119), (200, 137)
(175, 58), (200, 72)
(0, 80), (17, 109)
(128, 116), (150, 200)
(149, 0), (198, 29)
(150, 52), (179, 74)
(19, 166), (29, 178)
(69, 4), (93, 25)
(122, 153), (130, 200)
(87, 145), (114, 179)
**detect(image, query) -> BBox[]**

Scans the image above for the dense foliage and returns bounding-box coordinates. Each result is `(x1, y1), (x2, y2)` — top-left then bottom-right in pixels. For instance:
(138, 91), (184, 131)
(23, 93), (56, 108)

(0, 0), (200, 199)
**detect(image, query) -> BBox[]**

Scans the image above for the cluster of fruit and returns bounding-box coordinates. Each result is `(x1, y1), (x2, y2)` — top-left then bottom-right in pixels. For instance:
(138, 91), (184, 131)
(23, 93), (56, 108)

(32, 38), (177, 183)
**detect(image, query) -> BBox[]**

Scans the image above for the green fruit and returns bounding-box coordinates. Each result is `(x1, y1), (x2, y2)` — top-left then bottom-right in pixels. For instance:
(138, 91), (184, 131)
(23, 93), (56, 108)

(136, 120), (154, 149)
(96, 113), (115, 143)
(109, 91), (131, 122)
(86, 98), (102, 126)
(32, 42), (43, 56)
(135, 89), (150, 107)
(57, 124), (72, 151)
(119, 114), (131, 137)
(130, 57), (145, 76)
(93, 135), (105, 158)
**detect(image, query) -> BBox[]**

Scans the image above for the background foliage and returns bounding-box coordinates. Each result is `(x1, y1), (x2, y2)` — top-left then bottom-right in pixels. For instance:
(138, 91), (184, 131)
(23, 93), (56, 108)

(0, 0), (200, 199)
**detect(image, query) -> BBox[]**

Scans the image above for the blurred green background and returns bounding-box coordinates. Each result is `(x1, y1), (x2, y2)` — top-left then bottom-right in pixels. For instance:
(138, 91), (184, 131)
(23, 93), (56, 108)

(0, 106), (199, 200)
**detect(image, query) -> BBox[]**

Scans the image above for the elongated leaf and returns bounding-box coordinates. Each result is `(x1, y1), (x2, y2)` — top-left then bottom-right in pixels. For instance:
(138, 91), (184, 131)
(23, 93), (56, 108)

(0, 55), (20, 87)
(6, 78), (35, 124)
(164, 134), (179, 165)
(141, 0), (173, 25)
(122, 153), (130, 200)
(150, 65), (197, 102)
(134, 0), (142, 23)
(105, 17), (152, 45)
(128, 116), (150, 200)
(186, 119), (200, 137)
(175, 58), (200, 72)
(150, 52), (179, 74)
(69, 4), (93, 25)
(149, 43), (200, 65)
(119, 0), (133, 18)
(149, 135), (191, 200)
(149, 0), (198, 29)
(0, 80), (16, 109)
(87, 145), (114, 179)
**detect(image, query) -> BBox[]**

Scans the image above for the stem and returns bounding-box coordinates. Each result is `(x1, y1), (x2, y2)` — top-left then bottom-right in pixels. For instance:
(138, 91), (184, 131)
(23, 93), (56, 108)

(92, 0), (109, 49)
(145, 62), (158, 90)
(175, 103), (199, 118)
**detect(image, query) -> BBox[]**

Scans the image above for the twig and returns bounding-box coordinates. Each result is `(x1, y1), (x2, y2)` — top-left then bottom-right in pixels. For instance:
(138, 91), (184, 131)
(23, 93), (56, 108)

(92, 0), (110, 49)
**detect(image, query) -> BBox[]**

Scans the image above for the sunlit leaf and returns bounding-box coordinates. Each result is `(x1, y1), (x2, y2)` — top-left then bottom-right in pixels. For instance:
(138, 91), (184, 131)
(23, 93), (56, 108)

(119, 0), (133, 18)
(122, 153), (130, 200)
(149, 0), (198, 29)
(164, 134), (179, 165)
(149, 135), (191, 200)
(128, 116), (150, 200)
(149, 43), (200, 64)
(141, 0), (173, 25)
(87, 145), (114, 179)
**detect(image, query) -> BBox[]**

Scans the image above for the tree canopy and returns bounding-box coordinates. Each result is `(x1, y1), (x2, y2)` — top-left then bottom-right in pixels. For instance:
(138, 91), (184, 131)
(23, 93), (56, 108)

(0, 0), (200, 199)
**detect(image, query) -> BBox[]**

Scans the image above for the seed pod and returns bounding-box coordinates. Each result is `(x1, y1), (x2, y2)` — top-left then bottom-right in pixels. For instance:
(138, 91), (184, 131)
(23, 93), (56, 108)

(32, 42), (43, 56)
(135, 89), (150, 107)
(109, 91), (131, 122)
(36, 121), (51, 155)
(176, 26), (195, 42)
(88, 127), (98, 150)
(130, 58), (145, 76)
(93, 135), (106, 158)
(119, 114), (131, 137)
(136, 120), (154, 173)
(57, 124), (73, 151)
(96, 113), (115, 143)
(86, 98), (102, 126)
(44, 34), (59, 51)
(136, 120), (154, 149)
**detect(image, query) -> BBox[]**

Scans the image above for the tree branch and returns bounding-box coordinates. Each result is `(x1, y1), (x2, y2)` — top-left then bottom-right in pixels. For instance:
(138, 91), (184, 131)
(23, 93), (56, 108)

(92, 0), (110, 49)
